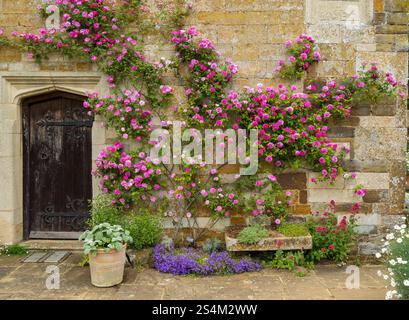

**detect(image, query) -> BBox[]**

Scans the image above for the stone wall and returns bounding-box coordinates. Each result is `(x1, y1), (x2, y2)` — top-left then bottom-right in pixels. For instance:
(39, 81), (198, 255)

(0, 0), (408, 253)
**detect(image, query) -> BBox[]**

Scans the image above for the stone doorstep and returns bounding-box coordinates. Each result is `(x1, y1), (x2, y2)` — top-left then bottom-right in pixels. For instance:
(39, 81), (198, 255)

(225, 233), (313, 252)
(21, 240), (83, 251)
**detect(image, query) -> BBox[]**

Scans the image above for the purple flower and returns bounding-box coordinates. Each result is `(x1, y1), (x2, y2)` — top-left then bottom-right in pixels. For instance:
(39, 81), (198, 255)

(153, 245), (262, 276)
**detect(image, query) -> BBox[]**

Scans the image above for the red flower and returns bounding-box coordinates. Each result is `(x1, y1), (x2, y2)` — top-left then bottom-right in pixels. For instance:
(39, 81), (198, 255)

(329, 244), (335, 251)
(352, 203), (360, 214)
(277, 240), (283, 247)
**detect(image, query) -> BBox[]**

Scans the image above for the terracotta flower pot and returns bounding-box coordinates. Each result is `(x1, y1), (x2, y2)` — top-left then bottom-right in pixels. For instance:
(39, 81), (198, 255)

(89, 244), (127, 287)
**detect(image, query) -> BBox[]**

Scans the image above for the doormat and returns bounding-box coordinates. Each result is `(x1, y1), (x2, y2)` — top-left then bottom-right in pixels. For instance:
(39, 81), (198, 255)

(21, 251), (70, 264)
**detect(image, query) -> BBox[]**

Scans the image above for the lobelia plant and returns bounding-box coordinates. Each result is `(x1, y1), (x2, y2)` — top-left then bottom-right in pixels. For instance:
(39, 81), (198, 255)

(80, 223), (133, 255)
(153, 244), (262, 276)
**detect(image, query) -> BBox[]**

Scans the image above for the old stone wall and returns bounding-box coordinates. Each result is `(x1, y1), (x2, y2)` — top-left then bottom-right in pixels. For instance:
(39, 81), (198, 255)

(0, 0), (408, 253)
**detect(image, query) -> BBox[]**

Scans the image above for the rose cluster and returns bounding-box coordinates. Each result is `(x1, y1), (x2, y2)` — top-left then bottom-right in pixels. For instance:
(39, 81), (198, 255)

(228, 81), (352, 182)
(275, 34), (321, 79)
(351, 61), (407, 101)
(8, 0), (171, 105)
(93, 141), (162, 206)
(243, 175), (291, 224)
(172, 26), (239, 127)
(85, 89), (153, 141)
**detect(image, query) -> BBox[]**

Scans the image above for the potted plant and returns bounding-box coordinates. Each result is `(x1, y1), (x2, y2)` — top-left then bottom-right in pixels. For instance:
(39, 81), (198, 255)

(79, 223), (133, 287)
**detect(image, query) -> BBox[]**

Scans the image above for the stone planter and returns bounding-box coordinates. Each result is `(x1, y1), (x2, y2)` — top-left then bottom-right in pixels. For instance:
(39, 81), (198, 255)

(225, 226), (312, 252)
(89, 245), (127, 287)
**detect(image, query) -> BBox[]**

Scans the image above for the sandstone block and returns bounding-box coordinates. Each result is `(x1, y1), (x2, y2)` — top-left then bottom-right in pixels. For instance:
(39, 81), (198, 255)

(363, 190), (389, 203)
(292, 204), (311, 215)
(386, 12), (409, 25)
(359, 116), (395, 127)
(308, 189), (360, 203)
(342, 159), (390, 172)
(0, 157), (20, 211)
(344, 172), (389, 190)
(277, 173), (307, 189)
(355, 225), (378, 235)
(358, 242), (380, 255)
(354, 127), (406, 161)
(385, 0), (409, 12)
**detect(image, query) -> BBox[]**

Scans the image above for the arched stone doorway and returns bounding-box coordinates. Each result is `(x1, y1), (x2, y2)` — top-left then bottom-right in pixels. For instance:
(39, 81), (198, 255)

(22, 91), (93, 239)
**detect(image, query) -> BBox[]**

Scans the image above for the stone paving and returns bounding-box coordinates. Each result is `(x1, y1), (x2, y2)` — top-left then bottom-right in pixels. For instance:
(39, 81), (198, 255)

(0, 253), (388, 300)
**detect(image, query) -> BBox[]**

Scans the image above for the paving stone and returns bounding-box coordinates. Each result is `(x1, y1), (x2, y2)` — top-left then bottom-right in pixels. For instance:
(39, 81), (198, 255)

(0, 267), (14, 280)
(0, 252), (394, 300)
(329, 288), (386, 300)
(316, 265), (388, 289)
(0, 256), (23, 267)
(0, 293), (15, 300)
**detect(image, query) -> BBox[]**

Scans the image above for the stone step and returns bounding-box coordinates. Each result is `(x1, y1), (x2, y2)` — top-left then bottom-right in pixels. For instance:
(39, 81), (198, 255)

(21, 240), (82, 251)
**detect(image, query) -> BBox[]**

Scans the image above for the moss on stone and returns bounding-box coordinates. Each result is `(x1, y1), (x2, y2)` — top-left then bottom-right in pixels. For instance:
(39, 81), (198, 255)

(277, 224), (309, 237)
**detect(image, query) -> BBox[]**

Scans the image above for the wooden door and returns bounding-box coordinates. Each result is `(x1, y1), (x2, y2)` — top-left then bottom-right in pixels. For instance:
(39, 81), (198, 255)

(23, 92), (93, 239)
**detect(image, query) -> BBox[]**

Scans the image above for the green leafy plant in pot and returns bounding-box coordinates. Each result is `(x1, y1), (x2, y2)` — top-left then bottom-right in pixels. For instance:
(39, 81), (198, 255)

(80, 223), (133, 287)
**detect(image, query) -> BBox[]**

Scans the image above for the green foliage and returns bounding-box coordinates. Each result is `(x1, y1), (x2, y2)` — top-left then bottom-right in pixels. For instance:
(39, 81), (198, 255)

(87, 194), (123, 227)
(237, 225), (270, 245)
(88, 195), (163, 250)
(236, 175), (290, 222)
(305, 202), (356, 263)
(0, 244), (28, 256)
(277, 224), (309, 237)
(127, 212), (163, 251)
(248, 214), (271, 227)
(277, 35), (320, 80)
(262, 250), (310, 271)
(202, 238), (223, 253)
(350, 63), (405, 103)
(79, 223), (133, 255)
(79, 255), (89, 267)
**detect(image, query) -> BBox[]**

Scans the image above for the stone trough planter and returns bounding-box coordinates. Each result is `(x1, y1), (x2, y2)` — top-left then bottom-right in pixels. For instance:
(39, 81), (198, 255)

(225, 226), (312, 252)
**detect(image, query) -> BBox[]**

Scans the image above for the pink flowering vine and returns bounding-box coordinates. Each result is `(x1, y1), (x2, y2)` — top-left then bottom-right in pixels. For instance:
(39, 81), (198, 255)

(275, 34), (321, 79)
